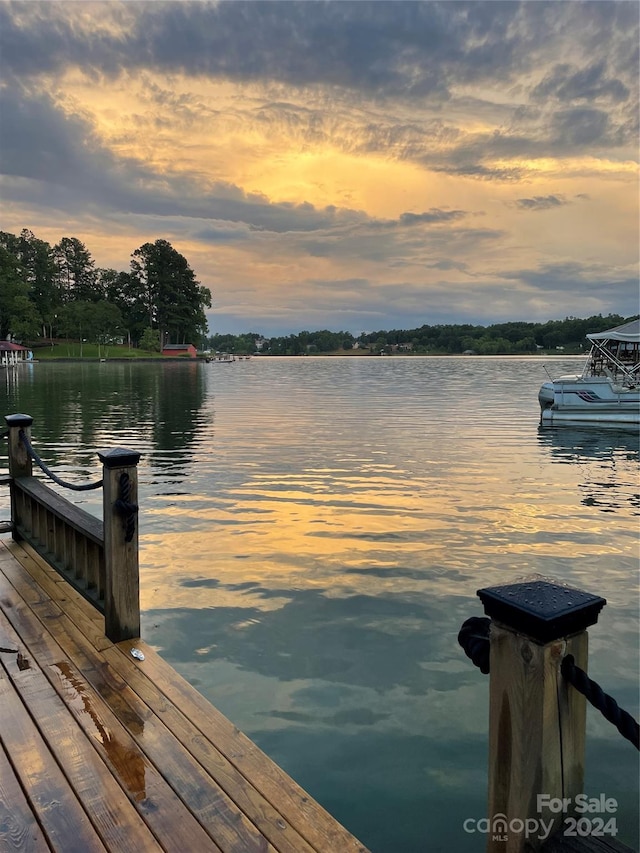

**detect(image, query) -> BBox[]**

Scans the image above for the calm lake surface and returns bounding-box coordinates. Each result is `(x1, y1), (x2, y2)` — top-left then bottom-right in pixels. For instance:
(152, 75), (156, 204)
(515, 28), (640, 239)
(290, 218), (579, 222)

(1, 357), (638, 852)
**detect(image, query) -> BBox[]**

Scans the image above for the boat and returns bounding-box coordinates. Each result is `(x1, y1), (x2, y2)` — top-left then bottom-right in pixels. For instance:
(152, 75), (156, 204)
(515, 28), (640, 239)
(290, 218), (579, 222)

(538, 318), (640, 426)
(205, 352), (236, 363)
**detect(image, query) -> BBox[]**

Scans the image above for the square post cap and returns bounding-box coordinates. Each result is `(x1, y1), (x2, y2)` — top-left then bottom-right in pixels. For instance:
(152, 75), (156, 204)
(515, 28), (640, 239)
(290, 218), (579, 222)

(477, 580), (606, 644)
(97, 448), (141, 468)
(5, 413), (34, 428)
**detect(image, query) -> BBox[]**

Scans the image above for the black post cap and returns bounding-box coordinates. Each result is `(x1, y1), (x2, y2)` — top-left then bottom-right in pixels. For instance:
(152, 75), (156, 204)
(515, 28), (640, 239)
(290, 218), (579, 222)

(477, 580), (606, 644)
(5, 413), (33, 428)
(97, 448), (141, 468)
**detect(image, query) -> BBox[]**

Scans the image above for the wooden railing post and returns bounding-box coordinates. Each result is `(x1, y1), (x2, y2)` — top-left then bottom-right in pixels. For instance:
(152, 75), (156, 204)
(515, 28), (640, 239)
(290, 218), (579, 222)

(5, 413), (33, 541)
(98, 447), (141, 642)
(5, 413), (33, 478)
(477, 579), (606, 853)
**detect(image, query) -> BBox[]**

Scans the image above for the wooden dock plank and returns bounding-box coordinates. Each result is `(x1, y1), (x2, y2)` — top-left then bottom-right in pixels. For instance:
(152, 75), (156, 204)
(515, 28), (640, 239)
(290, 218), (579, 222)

(10, 538), (369, 852)
(98, 643), (320, 853)
(113, 637), (371, 853)
(0, 740), (52, 853)
(3, 540), (339, 853)
(1, 538), (110, 649)
(0, 610), (161, 853)
(0, 538), (371, 853)
(0, 554), (280, 853)
(0, 665), (108, 853)
(542, 832), (637, 852)
(0, 561), (225, 853)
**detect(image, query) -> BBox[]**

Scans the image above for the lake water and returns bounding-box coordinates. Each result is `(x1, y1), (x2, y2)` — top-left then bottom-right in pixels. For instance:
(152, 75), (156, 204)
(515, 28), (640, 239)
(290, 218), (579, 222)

(1, 357), (638, 852)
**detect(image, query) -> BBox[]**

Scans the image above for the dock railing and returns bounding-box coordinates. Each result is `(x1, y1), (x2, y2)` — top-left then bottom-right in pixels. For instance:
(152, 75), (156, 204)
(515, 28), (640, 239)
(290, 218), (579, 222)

(3, 412), (141, 643)
(459, 578), (639, 853)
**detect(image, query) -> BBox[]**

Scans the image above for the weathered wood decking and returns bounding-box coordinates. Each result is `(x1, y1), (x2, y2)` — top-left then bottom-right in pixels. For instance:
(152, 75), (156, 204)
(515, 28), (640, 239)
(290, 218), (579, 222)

(0, 536), (370, 853)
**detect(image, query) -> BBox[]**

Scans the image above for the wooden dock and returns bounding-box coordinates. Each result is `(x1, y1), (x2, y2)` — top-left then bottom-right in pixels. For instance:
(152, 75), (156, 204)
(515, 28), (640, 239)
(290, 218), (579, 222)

(0, 536), (370, 853)
(2, 415), (637, 853)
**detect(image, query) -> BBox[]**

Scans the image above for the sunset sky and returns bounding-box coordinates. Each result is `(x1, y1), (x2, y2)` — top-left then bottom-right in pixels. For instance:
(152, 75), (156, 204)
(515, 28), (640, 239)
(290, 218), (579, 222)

(1, 1), (638, 336)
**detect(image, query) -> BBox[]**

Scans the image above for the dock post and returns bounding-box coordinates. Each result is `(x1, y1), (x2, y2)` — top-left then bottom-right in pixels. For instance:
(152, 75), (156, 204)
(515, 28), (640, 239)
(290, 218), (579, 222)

(98, 447), (141, 642)
(5, 413), (34, 541)
(5, 413), (33, 479)
(477, 579), (606, 852)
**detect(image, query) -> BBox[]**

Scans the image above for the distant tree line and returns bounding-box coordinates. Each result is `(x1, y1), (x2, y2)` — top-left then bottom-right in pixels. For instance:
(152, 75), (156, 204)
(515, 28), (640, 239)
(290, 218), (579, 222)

(0, 229), (210, 350)
(209, 314), (637, 356)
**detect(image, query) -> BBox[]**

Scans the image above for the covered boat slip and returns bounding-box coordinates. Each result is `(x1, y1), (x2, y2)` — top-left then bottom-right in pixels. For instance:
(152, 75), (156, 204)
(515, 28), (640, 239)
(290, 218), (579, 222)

(0, 537), (369, 853)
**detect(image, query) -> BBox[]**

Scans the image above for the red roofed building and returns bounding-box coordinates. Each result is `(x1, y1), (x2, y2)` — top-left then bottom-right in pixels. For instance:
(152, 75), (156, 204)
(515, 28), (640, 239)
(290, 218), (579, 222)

(161, 343), (197, 358)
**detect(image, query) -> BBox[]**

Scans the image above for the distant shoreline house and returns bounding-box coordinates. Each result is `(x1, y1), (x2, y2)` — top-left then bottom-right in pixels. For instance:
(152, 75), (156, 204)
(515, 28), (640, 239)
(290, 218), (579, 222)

(161, 343), (197, 358)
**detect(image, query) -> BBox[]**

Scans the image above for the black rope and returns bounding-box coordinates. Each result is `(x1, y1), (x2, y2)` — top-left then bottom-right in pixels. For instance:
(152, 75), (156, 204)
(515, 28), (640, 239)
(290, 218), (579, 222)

(458, 616), (491, 674)
(19, 429), (103, 491)
(458, 618), (639, 750)
(561, 654), (639, 750)
(114, 471), (138, 542)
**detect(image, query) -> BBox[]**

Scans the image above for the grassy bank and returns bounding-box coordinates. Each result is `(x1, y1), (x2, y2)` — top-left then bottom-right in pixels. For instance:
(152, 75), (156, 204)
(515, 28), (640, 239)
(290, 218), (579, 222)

(33, 342), (168, 359)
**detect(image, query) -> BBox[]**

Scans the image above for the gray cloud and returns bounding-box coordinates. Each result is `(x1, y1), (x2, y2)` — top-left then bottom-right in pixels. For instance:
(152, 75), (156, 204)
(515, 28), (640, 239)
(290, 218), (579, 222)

(532, 61), (630, 104)
(550, 107), (611, 148)
(0, 81), (370, 234)
(207, 261), (639, 337)
(515, 195), (568, 212)
(428, 259), (469, 272)
(1, 1), (637, 335)
(499, 261), (640, 302)
(367, 209), (468, 230)
(3, 2), (638, 101)
(1, 1), (638, 190)
(399, 210), (466, 226)
(294, 220), (503, 265)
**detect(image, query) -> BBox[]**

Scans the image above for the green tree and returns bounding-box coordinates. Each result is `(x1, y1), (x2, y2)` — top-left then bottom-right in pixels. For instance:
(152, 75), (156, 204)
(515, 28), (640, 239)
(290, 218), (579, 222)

(374, 335), (388, 353)
(18, 229), (59, 337)
(0, 243), (29, 338)
(56, 300), (122, 356)
(0, 230), (61, 341)
(139, 327), (160, 352)
(91, 301), (124, 356)
(54, 237), (97, 303)
(7, 294), (41, 341)
(129, 239), (210, 346)
(99, 268), (148, 346)
(57, 300), (97, 356)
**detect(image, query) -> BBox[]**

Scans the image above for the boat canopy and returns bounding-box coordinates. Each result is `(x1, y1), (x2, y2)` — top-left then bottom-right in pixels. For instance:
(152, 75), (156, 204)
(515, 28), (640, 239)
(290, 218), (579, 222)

(586, 319), (640, 343)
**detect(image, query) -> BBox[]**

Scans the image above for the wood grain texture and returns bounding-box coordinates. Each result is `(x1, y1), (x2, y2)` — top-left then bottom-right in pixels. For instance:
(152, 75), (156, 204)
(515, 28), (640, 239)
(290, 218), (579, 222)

(101, 465), (139, 642)
(0, 556), (224, 853)
(0, 741), (51, 853)
(6, 424), (32, 479)
(487, 623), (591, 853)
(0, 665), (108, 853)
(12, 479), (103, 544)
(0, 610), (160, 853)
(542, 831), (637, 852)
(0, 538), (370, 853)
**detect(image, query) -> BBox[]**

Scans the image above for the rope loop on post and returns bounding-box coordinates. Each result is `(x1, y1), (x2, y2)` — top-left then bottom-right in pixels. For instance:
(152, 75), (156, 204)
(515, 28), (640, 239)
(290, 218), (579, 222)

(114, 471), (138, 542)
(458, 616), (491, 674)
(561, 654), (639, 750)
(19, 429), (103, 492)
(458, 618), (639, 750)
